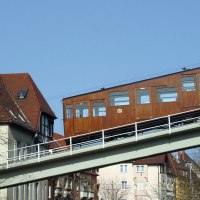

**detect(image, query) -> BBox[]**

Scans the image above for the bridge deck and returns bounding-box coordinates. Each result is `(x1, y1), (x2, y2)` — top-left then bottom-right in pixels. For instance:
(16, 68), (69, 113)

(1, 109), (200, 188)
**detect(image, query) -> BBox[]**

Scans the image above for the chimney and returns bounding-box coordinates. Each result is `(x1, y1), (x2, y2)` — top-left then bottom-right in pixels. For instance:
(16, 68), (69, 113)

(182, 150), (185, 160)
(178, 151), (181, 159)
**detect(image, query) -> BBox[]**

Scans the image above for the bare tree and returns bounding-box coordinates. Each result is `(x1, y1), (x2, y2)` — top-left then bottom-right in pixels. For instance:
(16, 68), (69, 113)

(190, 148), (200, 165)
(98, 178), (132, 200)
(187, 149), (200, 200)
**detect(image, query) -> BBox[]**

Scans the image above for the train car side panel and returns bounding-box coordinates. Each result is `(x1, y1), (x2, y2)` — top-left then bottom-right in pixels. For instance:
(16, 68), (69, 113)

(105, 86), (134, 128)
(180, 73), (199, 111)
(63, 67), (200, 138)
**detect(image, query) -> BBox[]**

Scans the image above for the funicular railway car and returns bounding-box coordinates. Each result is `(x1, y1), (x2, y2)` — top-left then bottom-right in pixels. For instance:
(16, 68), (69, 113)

(63, 67), (200, 142)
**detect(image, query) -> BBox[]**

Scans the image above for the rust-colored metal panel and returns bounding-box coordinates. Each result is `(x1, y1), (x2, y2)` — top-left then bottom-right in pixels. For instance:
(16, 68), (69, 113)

(91, 117), (106, 132)
(64, 118), (74, 137)
(106, 105), (134, 128)
(134, 85), (153, 121)
(90, 99), (106, 131)
(73, 118), (91, 135)
(135, 104), (153, 121)
(153, 102), (181, 118)
(62, 67), (200, 137)
(73, 101), (91, 135)
(180, 74), (198, 111)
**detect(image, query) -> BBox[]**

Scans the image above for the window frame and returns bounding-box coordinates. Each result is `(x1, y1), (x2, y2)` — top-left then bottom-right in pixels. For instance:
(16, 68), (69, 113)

(157, 87), (178, 103)
(137, 88), (151, 104)
(39, 114), (54, 142)
(198, 76), (200, 89)
(66, 104), (73, 119)
(92, 102), (106, 117)
(109, 91), (130, 106)
(75, 103), (89, 118)
(136, 165), (144, 173)
(120, 165), (128, 173)
(181, 76), (195, 91)
(121, 181), (128, 189)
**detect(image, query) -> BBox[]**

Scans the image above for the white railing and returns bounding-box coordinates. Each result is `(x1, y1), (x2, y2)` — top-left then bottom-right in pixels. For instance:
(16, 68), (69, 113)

(2, 108), (200, 169)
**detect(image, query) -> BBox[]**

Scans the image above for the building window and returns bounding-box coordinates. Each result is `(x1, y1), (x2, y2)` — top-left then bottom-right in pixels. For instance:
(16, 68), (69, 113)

(121, 181), (127, 189)
(157, 87), (178, 102)
(136, 165), (144, 173)
(40, 114), (54, 143)
(181, 76), (195, 91)
(137, 89), (150, 104)
(109, 91), (129, 106)
(120, 165), (128, 173)
(66, 104), (73, 118)
(18, 89), (28, 99)
(92, 102), (106, 117)
(76, 103), (89, 118)
(136, 182), (145, 190)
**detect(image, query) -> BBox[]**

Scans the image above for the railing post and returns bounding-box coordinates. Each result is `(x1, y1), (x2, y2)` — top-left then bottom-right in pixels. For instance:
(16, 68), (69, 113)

(6, 151), (9, 169)
(102, 130), (105, 148)
(70, 137), (73, 155)
(168, 115), (171, 134)
(37, 143), (40, 162)
(135, 123), (138, 141)
(18, 148), (21, 161)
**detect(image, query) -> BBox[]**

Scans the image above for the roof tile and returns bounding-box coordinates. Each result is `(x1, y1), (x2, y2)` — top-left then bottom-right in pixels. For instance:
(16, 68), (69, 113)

(0, 73), (56, 132)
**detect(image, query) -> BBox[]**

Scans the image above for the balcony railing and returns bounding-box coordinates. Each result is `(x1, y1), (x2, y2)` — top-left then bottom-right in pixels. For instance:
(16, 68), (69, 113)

(1, 108), (200, 169)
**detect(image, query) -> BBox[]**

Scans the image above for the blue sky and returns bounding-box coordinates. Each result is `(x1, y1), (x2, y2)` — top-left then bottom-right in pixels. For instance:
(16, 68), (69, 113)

(1, 1), (200, 134)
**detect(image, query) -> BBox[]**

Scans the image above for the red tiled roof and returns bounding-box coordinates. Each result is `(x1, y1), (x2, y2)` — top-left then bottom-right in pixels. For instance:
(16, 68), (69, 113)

(180, 151), (193, 163)
(50, 133), (66, 149)
(167, 154), (180, 177)
(133, 154), (166, 165)
(0, 73), (56, 131)
(0, 78), (33, 130)
(133, 153), (190, 177)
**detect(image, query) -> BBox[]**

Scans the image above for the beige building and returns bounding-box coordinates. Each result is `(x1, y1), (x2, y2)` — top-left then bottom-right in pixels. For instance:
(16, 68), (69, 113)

(98, 152), (200, 200)
(98, 154), (177, 200)
(98, 162), (135, 200)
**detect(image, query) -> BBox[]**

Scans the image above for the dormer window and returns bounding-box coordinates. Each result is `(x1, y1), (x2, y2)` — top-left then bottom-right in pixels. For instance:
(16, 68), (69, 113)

(18, 89), (28, 99)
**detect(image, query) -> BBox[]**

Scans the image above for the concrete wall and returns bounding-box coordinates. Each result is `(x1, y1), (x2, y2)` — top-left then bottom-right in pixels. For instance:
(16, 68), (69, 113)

(0, 125), (9, 200)
(132, 164), (149, 200)
(0, 125), (9, 159)
(0, 125), (49, 200)
(146, 166), (160, 200)
(98, 164), (163, 200)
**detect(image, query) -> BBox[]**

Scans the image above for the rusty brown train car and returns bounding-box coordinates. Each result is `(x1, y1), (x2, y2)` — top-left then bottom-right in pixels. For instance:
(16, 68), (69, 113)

(63, 67), (200, 137)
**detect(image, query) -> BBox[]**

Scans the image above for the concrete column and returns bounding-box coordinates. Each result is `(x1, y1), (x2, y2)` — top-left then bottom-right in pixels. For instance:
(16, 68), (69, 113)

(13, 187), (18, 200)
(31, 183), (37, 200)
(24, 184), (28, 200)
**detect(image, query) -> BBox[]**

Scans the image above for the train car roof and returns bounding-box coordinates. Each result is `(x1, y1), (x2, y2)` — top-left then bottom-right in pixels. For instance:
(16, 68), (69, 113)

(63, 66), (200, 100)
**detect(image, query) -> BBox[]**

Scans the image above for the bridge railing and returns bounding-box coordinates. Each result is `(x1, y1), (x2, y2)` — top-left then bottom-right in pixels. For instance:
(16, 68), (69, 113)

(2, 108), (200, 169)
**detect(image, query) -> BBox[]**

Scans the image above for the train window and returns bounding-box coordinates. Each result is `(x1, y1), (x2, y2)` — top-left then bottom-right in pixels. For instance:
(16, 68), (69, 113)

(199, 76), (200, 88)
(76, 103), (89, 118)
(109, 91), (129, 106)
(181, 76), (195, 91)
(66, 104), (73, 118)
(92, 102), (106, 117)
(137, 89), (150, 104)
(157, 87), (178, 102)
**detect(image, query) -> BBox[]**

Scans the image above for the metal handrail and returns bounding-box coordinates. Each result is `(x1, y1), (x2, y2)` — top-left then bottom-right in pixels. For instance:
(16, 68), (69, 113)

(2, 108), (200, 168)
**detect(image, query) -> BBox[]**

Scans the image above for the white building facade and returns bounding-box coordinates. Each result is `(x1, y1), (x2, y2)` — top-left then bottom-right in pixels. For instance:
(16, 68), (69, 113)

(98, 154), (176, 200)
